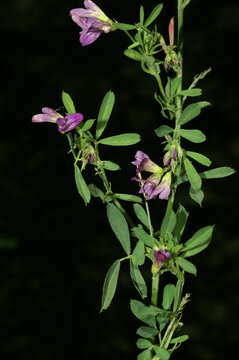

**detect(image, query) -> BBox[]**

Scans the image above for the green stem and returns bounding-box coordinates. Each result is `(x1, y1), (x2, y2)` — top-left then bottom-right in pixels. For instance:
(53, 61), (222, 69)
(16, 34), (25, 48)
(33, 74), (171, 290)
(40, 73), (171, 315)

(145, 199), (160, 307)
(154, 73), (166, 99)
(119, 255), (131, 262)
(177, 0), (184, 60)
(166, 187), (175, 215)
(124, 30), (135, 43)
(141, 62), (166, 100)
(74, 150), (82, 166)
(66, 133), (77, 159)
(146, 199), (160, 306)
(161, 317), (178, 348)
(95, 143), (134, 227)
(145, 200), (153, 236)
(151, 272), (160, 306)
(158, 2), (185, 347)
(174, 0), (184, 139)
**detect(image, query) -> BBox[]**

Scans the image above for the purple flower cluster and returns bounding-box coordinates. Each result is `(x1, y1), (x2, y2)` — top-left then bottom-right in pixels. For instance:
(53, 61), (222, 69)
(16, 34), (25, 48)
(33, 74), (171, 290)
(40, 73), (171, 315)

(70, 0), (113, 46)
(132, 151), (171, 201)
(32, 107), (84, 133)
(154, 249), (171, 267)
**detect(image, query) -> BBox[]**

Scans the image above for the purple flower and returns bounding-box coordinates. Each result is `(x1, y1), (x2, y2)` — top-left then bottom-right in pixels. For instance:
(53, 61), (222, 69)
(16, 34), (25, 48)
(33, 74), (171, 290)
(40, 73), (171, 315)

(154, 249), (171, 267)
(32, 108), (84, 133)
(32, 107), (62, 123)
(133, 172), (171, 201)
(70, 0), (113, 46)
(132, 151), (172, 201)
(132, 151), (163, 174)
(56, 113), (84, 133)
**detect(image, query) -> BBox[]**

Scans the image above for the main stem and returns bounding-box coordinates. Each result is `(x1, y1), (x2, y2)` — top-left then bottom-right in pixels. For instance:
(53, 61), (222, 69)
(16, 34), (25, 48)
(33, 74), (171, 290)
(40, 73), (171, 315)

(151, 0), (185, 340)
(151, 272), (160, 306)
(159, 0), (186, 348)
(175, 0), (184, 133)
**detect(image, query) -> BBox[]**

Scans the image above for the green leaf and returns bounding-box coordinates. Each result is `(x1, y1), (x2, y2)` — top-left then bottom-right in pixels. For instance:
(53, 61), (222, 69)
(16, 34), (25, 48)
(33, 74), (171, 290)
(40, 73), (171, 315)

(183, 157), (202, 191)
(124, 49), (143, 62)
(132, 240), (145, 266)
(179, 129), (206, 143)
(176, 257), (197, 275)
(136, 339), (152, 349)
(153, 346), (170, 360)
(100, 260), (121, 311)
(114, 194), (142, 203)
(173, 204), (189, 242)
(114, 23), (136, 30)
(96, 90), (115, 139)
(178, 101), (210, 125)
(165, 77), (181, 99)
(162, 284), (176, 310)
(130, 261), (147, 299)
(99, 133), (141, 146)
(184, 225), (213, 247)
(62, 91), (76, 114)
(154, 125), (173, 138)
(102, 160), (121, 171)
(128, 41), (141, 50)
(74, 165), (91, 205)
(183, 0), (192, 8)
(183, 225), (214, 257)
(170, 335), (189, 344)
(132, 226), (157, 248)
(133, 204), (150, 230)
(137, 349), (151, 360)
(88, 183), (104, 201)
(183, 242), (209, 257)
(200, 166), (236, 179)
(107, 203), (131, 255)
(176, 167), (235, 186)
(81, 119), (95, 131)
(139, 5), (144, 25)
(160, 209), (176, 238)
(186, 151), (211, 167)
(130, 300), (158, 327)
(144, 4), (163, 27)
(179, 88), (202, 97)
(136, 326), (158, 339)
(189, 186), (204, 206)
(173, 275), (184, 311)
(156, 310), (171, 331)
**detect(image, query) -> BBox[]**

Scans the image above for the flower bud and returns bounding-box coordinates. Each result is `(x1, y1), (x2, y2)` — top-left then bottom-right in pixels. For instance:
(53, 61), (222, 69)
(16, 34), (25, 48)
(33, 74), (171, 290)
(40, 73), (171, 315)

(168, 17), (175, 46)
(82, 144), (96, 169)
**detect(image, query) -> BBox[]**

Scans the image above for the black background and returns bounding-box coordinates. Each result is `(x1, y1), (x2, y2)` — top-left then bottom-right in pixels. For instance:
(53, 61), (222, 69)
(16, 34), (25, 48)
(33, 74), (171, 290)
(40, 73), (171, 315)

(0, 0), (238, 359)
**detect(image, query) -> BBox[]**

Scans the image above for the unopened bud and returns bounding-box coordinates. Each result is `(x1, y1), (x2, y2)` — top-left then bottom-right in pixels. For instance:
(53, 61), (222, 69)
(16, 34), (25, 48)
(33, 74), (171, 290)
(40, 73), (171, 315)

(168, 17), (175, 46)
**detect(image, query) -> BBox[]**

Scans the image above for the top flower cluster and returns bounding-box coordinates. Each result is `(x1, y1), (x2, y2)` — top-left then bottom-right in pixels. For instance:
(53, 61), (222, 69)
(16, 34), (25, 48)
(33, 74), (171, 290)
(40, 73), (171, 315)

(70, 0), (113, 46)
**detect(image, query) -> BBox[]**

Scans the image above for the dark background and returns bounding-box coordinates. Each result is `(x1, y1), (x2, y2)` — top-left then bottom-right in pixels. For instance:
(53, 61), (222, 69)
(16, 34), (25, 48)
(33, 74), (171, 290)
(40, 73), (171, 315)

(0, 0), (238, 359)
